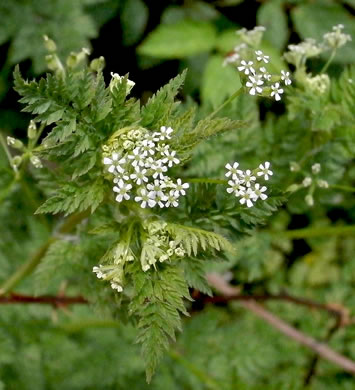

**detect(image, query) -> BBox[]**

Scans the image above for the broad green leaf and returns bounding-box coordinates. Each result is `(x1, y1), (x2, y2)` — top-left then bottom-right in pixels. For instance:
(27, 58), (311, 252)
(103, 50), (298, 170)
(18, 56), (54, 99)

(257, 0), (288, 51)
(138, 20), (217, 59)
(291, 2), (355, 63)
(201, 54), (241, 108)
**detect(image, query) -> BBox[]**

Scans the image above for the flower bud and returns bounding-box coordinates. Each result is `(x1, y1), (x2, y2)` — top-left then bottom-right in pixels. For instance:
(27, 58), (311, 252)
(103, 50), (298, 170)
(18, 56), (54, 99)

(305, 194), (314, 207)
(302, 177), (312, 188)
(317, 179), (329, 188)
(30, 155), (43, 168)
(12, 155), (22, 168)
(43, 35), (57, 52)
(109, 73), (135, 94)
(90, 56), (105, 72)
(286, 184), (301, 193)
(7, 136), (24, 150)
(27, 120), (37, 139)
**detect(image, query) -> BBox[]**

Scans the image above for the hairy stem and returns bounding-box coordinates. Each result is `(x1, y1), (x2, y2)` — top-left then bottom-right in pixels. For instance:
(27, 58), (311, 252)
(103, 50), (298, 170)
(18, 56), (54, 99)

(207, 87), (243, 120)
(320, 49), (336, 74)
(0, 132), (18, 174)
(0, 210), (90, 296)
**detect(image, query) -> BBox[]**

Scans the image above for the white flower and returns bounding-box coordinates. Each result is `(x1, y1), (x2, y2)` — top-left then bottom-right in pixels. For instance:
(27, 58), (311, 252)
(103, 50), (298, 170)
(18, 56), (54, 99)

(260, 67), (271, 81)
(147, 179), (166, 197)
(144, 132), (160, 142)
(225, 162), (240, 178)
(156, 143), (169, 154)
(257, 162), (273, 180)
(155, 193), (168, 208)
(238, 60), (255, 75)
(239, 169), (256, 187)
(226, 180), (245, 196)
(165, 190), (179, 207)
(113, 179), (132, 202)
(127, 147), (145, 167)
(110, 282), (123, 292)
(239, 188), (257, 208)
(246, 75), (264, 95)
(93, 266), (105, 279)
(159, 126), (174, 140)
(144, 156), (154, 168)
(103, 152), (126, 174)
(302, 177), (312, 187)
(151, 160), (168, 179)
(253, 183), (268, 200)
(162, 150), (180, 167)
(141, 139), (155, 155)
(135, 189), (156, 208)
(130, 167), (148, 185)
(113, 175), (129, 184)
(172, 178), (189, 196)
(281, 70), (292, 86)
(270, 82), (284, 101)
(255, 50), (269, 63)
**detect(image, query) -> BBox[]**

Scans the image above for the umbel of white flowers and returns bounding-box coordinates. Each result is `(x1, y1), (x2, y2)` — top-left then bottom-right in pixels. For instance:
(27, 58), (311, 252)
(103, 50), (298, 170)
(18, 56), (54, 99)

(222, 26), (292, 101)
(102, 126), (189, 209)
(225, 161), (273, 208)
(237, 50), (291, 101)
(92, 221), (187, 292)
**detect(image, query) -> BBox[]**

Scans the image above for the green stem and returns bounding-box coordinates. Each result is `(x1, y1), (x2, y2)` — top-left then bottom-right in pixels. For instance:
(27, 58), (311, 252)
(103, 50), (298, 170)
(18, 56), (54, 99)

(0, 210), (90, 296)
(320, 49), (336, 74)
(186, 177), (228, 185)
(168, 350), (223, 390)
(0, 133), (17, 174)
(330, 184), (355, 193)
(0, 178), (17, 205)
(267, 225), (355, 240)
(29, 123), (46, 149)
(207, 87), (243, 120)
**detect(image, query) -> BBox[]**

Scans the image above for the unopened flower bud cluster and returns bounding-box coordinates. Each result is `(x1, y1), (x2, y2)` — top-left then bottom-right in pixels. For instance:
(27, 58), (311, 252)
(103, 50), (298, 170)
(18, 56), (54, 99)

(225, 161), (273, 208)
(287, 163), (329, 206)
(284, 24), (351, 69)
(102, 126), (189, 209)
(92, 221), (187, 292)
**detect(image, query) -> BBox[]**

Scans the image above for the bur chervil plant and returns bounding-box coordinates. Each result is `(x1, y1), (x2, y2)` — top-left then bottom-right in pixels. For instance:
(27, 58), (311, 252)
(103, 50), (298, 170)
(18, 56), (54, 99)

(0, 22), (354, 386)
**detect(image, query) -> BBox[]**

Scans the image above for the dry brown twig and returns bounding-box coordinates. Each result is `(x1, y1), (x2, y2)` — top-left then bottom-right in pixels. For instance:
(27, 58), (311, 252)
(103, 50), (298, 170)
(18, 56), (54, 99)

(206, 273), (355, 376)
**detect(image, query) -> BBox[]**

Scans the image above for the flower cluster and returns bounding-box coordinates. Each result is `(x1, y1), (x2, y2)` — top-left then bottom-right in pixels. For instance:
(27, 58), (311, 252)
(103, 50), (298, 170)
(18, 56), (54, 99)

(225, 161), (273, 207)
(92, 221), (187, 292)
(140, 220), (186, 272)
(236, 50), (291, 101)
(284, 25), (351, 69)
(222, 27), (292, 101)
(102, 126), (189, 209)
(287, 162), (329, 207)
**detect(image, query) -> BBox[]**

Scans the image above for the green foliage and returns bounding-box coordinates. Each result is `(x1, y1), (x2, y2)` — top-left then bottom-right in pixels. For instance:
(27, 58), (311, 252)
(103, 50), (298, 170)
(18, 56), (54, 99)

(129, 264), (191, 382)
(138, 20), (217, 59)
(1, 3), (355, 389)
(0, 0), (103, 73)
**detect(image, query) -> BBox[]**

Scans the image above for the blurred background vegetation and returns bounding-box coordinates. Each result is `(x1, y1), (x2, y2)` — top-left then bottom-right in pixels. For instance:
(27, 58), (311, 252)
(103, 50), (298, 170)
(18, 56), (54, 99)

(1, 0), (355, 389)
